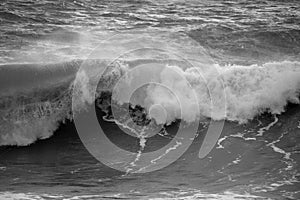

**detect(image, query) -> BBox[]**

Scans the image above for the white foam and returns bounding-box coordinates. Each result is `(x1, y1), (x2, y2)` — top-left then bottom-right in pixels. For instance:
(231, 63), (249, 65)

(1, 60), (300, 146)
(266, 131), (294, 171)
(257, 115), (278, 136)
(0, 96), (72, 146)
(112, 61), (300, 124)
(0, 191), (270, 200)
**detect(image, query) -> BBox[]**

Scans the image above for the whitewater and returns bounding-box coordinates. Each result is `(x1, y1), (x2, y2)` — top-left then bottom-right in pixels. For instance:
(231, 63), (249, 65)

(0, 59), (299, 146)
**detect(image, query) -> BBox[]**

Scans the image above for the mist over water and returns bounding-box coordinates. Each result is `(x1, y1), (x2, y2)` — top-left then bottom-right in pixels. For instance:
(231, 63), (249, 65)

(0, 0), (300, 199)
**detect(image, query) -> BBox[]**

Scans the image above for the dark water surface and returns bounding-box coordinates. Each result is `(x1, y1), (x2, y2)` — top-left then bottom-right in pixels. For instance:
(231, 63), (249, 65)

(1, 106), (300, 199)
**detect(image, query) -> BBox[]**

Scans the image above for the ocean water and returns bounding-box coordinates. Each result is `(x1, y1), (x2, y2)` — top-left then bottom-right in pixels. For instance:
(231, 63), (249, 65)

(0, 0), (300, 199)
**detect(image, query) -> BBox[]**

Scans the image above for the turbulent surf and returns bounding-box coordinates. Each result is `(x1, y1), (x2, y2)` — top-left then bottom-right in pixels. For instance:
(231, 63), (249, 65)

(0, 59), (299, 146)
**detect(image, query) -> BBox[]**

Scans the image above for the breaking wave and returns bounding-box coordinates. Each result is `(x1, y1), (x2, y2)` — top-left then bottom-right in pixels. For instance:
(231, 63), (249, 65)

(0, 60), (299, 146)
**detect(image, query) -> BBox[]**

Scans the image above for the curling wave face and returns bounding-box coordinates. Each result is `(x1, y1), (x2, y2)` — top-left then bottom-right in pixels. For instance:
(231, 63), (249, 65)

(0, 60), (299, 146)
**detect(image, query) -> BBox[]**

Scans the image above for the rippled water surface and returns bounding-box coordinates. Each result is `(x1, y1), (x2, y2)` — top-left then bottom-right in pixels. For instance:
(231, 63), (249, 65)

(1, 0), (299, 64)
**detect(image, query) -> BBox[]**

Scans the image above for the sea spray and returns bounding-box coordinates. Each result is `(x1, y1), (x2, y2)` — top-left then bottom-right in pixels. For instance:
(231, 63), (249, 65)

(0, 60), (299, 146)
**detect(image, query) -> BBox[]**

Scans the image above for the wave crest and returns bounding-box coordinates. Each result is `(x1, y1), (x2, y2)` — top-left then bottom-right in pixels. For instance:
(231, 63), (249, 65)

(97, 60), (300, 123)
(0, 60), (299, 146)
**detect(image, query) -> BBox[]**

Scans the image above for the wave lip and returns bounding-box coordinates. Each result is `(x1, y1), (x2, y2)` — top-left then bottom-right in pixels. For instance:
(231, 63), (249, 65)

(215, 61), (300, 122)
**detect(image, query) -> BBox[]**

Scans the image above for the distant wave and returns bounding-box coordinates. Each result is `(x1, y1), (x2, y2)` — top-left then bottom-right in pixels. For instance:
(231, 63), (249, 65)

(0, 59), (299, 146)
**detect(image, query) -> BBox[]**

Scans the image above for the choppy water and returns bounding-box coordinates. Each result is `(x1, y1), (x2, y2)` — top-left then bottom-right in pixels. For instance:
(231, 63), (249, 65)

(0, 0), (300, 199)
(1, 0), (300, 64)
